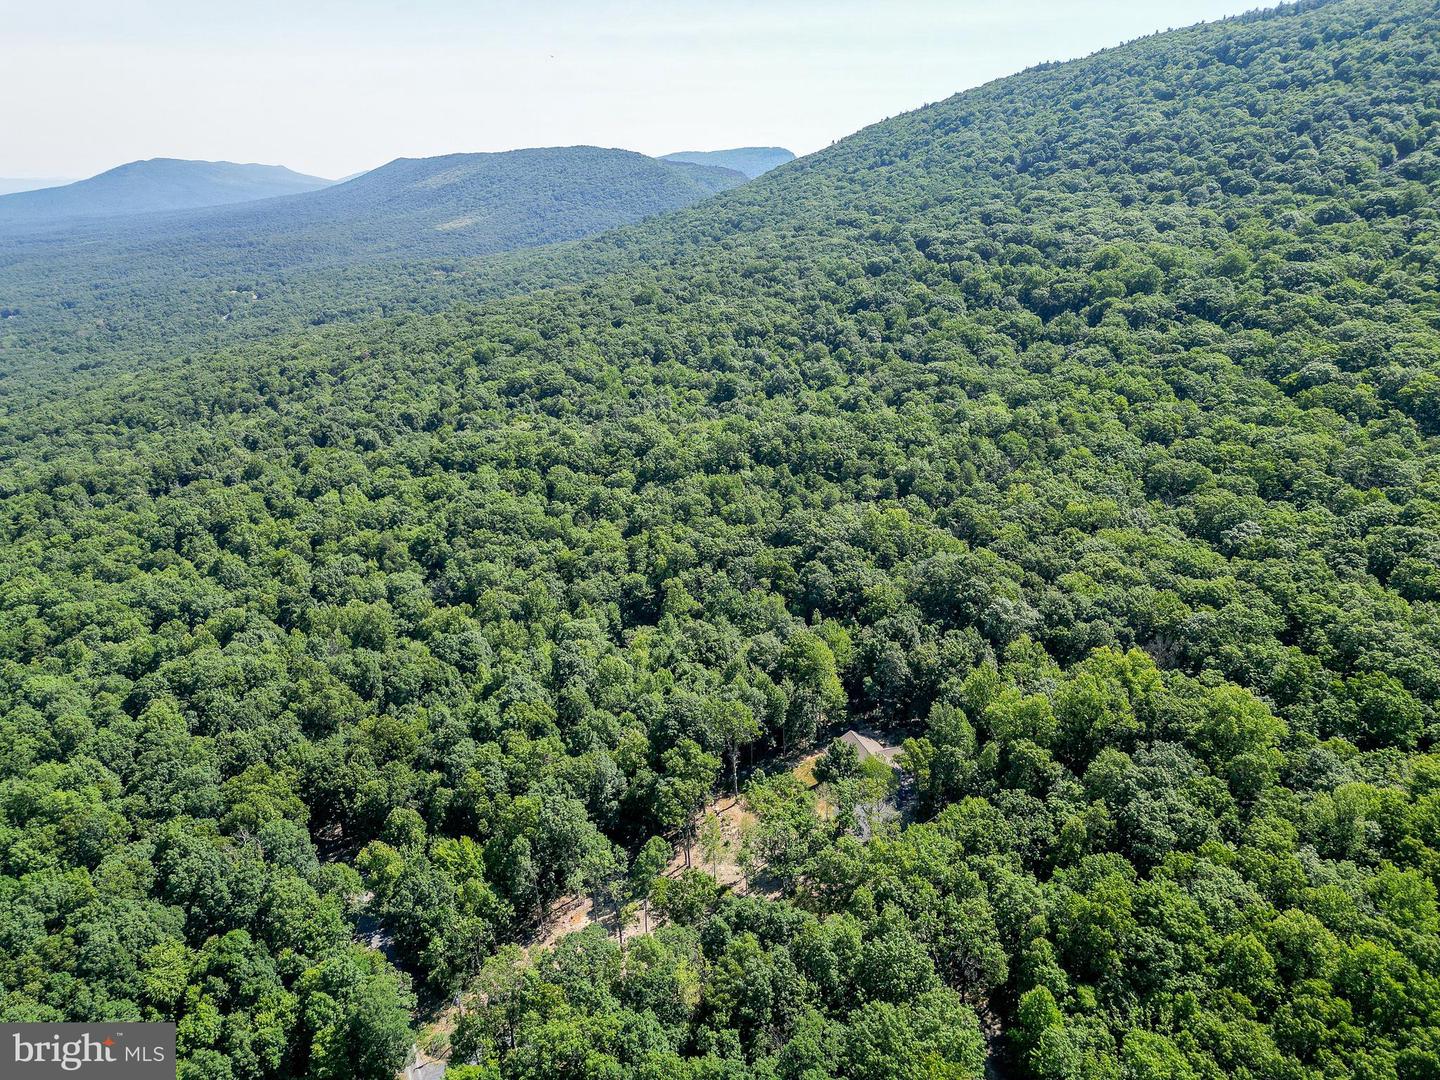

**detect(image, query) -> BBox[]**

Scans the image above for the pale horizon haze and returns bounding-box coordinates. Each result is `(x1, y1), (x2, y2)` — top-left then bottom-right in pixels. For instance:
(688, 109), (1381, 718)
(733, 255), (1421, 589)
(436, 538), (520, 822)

(5, 0), (1268, 182)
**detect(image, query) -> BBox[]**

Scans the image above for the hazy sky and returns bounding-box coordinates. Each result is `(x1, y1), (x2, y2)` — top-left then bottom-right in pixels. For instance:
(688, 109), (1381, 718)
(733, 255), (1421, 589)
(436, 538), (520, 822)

(6, 0), (1264, 181)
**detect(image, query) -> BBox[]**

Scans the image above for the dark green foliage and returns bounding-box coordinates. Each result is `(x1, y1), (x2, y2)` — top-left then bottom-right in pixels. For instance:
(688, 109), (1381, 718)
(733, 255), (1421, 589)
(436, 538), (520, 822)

(813, 739), (862, 785)
(3, 1), (1440, 1078)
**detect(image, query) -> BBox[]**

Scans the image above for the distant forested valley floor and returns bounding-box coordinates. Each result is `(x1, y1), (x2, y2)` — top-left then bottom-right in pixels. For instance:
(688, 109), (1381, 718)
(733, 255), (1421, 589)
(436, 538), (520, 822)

(2, 2), (1440, 1080)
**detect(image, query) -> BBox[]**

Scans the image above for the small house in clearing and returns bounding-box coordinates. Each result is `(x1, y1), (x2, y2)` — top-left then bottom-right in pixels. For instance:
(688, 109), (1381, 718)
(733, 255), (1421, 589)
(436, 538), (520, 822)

(838, 730), (902, 768)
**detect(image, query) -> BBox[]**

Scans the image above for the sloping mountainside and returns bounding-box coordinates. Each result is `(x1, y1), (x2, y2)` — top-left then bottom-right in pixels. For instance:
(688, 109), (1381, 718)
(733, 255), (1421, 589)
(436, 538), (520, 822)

(0, 158), (333, 225)
(0, 147), (746, 377)
(0, 177), (75, 196)
(661, 145), (796, 177)
(4, 2), (1440, 1079)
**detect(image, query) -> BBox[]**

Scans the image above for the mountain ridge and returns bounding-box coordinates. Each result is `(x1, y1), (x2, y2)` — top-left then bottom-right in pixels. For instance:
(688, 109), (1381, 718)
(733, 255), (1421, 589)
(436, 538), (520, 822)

(0, 146), (750, 377)
(0, 157), (334, 225)
(0, 177), (76, 196)
(660, 146), (796, 178)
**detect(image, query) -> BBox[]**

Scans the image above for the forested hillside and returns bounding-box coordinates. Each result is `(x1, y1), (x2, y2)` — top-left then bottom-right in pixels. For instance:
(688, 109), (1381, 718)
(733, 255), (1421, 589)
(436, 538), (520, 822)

(0, 148), (745, 380)
(3, 2), (1440, 1079)
(0, 158), (333, 226)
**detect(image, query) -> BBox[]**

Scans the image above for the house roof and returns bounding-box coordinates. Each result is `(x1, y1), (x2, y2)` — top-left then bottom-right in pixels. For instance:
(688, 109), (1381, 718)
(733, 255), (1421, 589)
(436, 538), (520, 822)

(839, 730), (886, 760)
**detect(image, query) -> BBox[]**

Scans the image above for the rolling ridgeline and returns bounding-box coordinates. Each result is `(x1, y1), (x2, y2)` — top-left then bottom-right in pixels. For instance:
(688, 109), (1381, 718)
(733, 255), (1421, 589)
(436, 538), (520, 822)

(3, 2), (1440, 1080)
(660, 147), (797, 179)
(0, 158), (336, 226)
(0, 147), (748, 379)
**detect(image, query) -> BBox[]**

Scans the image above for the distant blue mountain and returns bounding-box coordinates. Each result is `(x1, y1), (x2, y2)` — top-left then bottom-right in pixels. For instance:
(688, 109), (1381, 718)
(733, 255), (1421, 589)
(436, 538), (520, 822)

(0, 177), (76, 196)
(0, 158), (334, 226)
(660, 147), (795, 178)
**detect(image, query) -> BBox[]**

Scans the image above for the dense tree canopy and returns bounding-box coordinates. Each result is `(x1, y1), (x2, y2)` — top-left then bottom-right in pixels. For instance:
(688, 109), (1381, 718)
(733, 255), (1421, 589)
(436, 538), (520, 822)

(2, 1), (1440, 1078)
